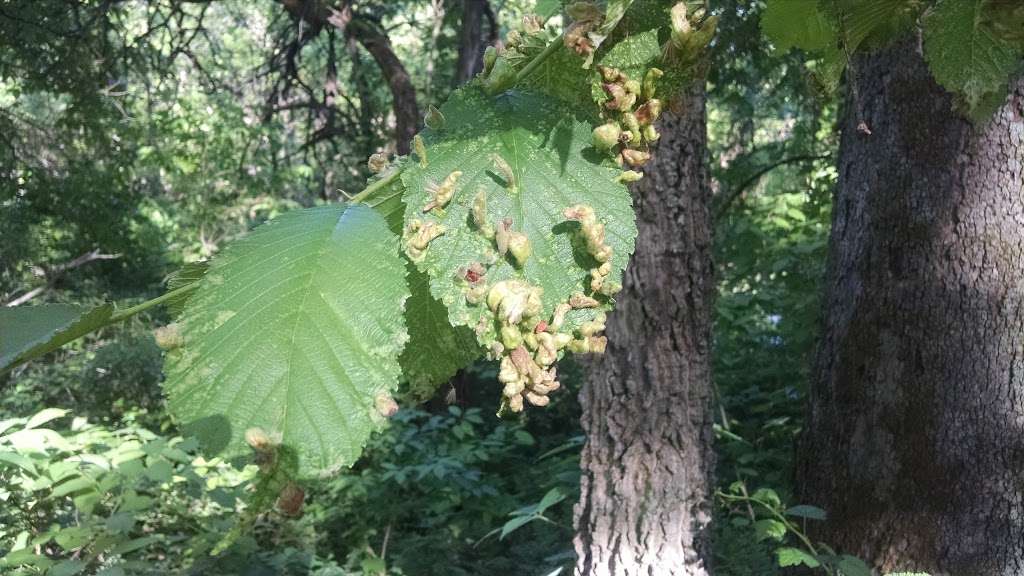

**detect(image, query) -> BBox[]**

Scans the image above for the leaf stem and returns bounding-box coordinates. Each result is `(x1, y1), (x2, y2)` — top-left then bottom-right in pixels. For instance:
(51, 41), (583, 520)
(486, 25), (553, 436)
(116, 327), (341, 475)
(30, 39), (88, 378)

(515, 33), (565, 85)
(109, 281), (200, 323)
(349, 166), (405, 205)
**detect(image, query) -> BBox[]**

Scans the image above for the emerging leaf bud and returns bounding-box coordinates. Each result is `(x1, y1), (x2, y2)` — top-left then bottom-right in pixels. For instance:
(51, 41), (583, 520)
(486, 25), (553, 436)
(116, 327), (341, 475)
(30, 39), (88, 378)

(424, 105), (446, 130)
(482, 46), (497, 75)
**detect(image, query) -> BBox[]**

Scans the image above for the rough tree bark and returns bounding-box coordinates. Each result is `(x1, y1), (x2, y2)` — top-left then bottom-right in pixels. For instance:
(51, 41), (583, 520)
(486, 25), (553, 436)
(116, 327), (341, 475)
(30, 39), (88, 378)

(454, 0), (497, 85)
(797, 37), (1024, 575)
(574, 85), (715, 576)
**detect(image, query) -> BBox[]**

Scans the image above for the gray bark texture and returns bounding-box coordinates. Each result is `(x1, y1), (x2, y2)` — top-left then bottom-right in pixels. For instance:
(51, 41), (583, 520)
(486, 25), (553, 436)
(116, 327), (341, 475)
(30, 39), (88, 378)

(574, 85), (715, 576)
(797, 37), (1024, 575)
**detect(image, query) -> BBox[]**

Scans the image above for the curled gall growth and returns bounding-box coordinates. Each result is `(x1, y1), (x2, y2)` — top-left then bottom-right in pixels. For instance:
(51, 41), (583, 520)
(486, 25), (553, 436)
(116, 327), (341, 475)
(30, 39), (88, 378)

(472, 189), (495, 239)
(414, 134), (428, 168)
(367, 152), (389, 174)
(663, 2), (718, 67)
(491, 154), (517, 192)
(592, 123), (622, 150)
(423, 170), (462, 213)
(245, 427), (282, 473)
(403, 219), (446, 262)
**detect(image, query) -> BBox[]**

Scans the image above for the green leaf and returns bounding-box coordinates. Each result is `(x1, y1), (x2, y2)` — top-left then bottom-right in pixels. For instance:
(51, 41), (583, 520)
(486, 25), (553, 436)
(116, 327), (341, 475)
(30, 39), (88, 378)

(536, 487), (565, 513)
(923, 0), (1022, 117)
(761, 0), (837, 52)
(535, 0), (562, 20)
(753, 518), (787, 542)
(363, 171), (485, 402)
(398, 264), (482, 401)
(162, 205), (410, 476)
(837, 0), (919, 51)
(400, 88), (637, 350)
(776, 547), (821, 568)
(164, 261), (209, 318)
(837, 554), (873, 576)
(499, 514), (535, 540)
(0, 303), (113, 372)
(24, 408), (70, 430)
(785, 504), (827, 520)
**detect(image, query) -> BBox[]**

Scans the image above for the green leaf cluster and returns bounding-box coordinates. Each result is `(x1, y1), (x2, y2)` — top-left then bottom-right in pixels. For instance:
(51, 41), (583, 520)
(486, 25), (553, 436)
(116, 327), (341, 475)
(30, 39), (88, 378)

(760, 0), (1024, 119)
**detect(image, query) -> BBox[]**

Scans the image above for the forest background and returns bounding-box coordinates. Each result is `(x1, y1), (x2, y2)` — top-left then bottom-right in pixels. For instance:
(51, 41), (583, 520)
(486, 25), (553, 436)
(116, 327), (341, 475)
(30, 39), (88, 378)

(2, 0), (1018, 575)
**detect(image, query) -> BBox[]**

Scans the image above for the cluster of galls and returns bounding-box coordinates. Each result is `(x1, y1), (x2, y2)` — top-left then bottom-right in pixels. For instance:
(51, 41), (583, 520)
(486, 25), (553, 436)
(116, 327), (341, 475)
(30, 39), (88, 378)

(457, 202), (617, 413)
(244, 427), (304, 517)
(592, 65), (663, 171)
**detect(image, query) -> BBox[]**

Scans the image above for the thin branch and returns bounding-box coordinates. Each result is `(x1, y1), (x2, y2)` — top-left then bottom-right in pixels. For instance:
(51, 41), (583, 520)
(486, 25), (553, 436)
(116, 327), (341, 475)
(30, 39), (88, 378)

(713, 154), (831, 221)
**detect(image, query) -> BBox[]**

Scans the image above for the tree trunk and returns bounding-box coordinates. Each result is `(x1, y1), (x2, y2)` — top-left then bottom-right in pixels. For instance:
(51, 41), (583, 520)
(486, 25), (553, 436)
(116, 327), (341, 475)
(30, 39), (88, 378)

(574, 85), (715, 576)
(797, 37), (1024, 575)
(454, 0), (495, 85)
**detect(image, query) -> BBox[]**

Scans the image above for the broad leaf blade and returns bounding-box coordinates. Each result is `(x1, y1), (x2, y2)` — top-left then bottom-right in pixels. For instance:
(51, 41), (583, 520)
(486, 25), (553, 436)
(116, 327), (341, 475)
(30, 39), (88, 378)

(164, 261), (209, 319)
(362, 171), (484, 401)
(401, 88), (637, 347)
(399, 264), (482, 401)
(163, 205), (409, 476)
(761, 0), (836, 53)
(923, 0), (1022, 118)
(0, 303), (114, 372)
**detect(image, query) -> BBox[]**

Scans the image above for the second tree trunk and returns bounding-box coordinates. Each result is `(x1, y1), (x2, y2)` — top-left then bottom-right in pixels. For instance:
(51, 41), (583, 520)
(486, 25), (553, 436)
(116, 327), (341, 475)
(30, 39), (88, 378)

(798, 38), (1024, 574)
(574, 86), (715, 575)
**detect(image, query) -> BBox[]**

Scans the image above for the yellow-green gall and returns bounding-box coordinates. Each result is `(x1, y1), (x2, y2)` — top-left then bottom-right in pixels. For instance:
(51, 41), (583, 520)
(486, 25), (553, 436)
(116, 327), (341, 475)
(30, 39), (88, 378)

(472, 189), (494, 238)
(491, 154), (516, 191)
(423, 171), (462, 213)
(507, 232), (532, 267)
(414, 134), (428, 168)
(642, 68), (664, 100)
(424, 105), (445, 130)
(617, 170), (643, 183)
(367, 152), (389, 174)
(154, 324), (183, 351)
(592, 123), (622, 151)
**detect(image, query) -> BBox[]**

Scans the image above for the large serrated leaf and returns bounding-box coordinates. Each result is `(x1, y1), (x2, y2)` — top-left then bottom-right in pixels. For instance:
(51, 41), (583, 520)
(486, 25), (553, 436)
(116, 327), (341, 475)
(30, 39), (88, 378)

(362, 168), (485, 401)
(761, 0), (836, 53)
(1, 303), (114, 372)
(162, 205), (409, 476)
(923, 0), (1022, 117)
(400, 88), (637, 346)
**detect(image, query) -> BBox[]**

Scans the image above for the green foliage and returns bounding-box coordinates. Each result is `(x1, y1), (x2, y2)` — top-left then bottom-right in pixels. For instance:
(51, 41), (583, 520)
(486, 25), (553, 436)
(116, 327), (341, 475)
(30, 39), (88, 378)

(163, 205), (410, 476)
(760, 1), (835, 52)
(923, 0), (1022, 118)
(0, 304), (114, 373)
(400, 87), (636, 345)
(0, 408), (342, 575)
(759, 0), (1024, 118)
